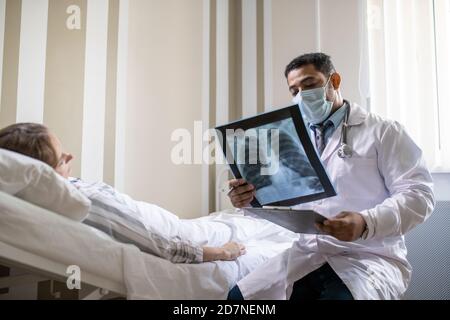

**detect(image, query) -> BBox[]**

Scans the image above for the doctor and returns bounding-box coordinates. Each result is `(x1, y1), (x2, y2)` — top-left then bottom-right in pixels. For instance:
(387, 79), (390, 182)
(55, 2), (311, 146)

(227, 53), (435, 300)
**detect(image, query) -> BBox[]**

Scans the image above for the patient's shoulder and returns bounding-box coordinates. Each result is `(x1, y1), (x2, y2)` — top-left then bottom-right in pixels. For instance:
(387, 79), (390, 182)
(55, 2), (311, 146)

(70, 179), (110, 198)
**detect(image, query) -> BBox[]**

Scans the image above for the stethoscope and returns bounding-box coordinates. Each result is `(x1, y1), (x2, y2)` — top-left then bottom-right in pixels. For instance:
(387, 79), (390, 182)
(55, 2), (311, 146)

(337, 105), (353, 159)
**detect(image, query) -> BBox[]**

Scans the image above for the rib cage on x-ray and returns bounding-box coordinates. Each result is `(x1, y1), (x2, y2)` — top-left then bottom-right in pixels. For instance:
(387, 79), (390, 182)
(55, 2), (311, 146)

(241, 128), (318, 191)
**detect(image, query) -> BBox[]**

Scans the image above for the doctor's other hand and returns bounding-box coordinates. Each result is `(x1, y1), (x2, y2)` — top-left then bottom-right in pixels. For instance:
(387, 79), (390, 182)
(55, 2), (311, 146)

(202, 242), (246, 262)
(315, 211), (367, 242)
(228, 179), (256, 208)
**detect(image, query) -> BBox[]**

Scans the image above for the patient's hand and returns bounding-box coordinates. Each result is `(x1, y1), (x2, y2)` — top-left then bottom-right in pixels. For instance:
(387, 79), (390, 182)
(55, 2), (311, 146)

(202, 242), (246, 262)
(221, 242), (246, 261)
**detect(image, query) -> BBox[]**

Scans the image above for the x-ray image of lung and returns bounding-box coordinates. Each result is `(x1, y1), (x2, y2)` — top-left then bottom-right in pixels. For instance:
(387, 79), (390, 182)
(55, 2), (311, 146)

(228, 118), (324, 206)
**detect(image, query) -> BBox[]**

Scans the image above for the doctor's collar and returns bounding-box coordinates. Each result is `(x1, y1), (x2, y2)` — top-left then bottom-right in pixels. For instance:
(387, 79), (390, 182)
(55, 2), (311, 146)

(346, 101), (368, 126)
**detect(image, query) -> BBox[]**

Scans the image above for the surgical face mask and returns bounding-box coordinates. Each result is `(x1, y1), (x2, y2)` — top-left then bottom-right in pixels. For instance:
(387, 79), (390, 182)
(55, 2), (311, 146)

(292, 77), (335, 125)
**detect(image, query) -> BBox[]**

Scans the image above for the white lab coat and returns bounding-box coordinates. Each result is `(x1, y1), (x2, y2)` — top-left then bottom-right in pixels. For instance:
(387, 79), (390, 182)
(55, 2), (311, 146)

(237, 103), (435, 300)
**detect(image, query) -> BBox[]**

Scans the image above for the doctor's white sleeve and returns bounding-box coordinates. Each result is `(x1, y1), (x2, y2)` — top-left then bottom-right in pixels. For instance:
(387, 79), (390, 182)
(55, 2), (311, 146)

(359, 121), (436, 240)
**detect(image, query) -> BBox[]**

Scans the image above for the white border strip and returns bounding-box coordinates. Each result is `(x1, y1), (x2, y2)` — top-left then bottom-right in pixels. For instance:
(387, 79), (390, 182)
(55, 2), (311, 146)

(81, 0), (109, 181)
(216, 0), (229, 125)
(16, 0), (48, 124)
(215, 0), (229, 212)
(242, 0), (257, 117)
(263, 0), (273, 111)
(0, 0), (6, 114)
(201, 0), (211, 215)
(114, 0), (129, 191)
(358, 0), (370, 109)
(315, 0), (321, 51)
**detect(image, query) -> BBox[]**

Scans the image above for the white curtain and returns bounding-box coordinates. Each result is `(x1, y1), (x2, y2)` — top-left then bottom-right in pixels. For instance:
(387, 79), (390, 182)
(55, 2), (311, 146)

(367, 0), (450, 172)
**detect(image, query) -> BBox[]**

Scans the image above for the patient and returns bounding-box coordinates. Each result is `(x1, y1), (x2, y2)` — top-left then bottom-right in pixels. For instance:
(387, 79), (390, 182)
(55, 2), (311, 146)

(0, 123), (246, 264)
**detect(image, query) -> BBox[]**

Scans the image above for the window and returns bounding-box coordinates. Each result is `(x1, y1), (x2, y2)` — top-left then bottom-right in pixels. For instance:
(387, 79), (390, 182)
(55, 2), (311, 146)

(367, 0), (450, 172)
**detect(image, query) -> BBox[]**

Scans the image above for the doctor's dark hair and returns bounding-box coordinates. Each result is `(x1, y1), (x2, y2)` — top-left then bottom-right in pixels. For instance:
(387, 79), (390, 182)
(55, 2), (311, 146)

(0, 123), (58, 168)
(285, 53), (336, 78)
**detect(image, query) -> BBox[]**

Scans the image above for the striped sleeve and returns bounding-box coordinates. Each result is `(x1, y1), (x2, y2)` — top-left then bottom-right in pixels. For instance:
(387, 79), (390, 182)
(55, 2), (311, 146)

(81, 191), (203, 263)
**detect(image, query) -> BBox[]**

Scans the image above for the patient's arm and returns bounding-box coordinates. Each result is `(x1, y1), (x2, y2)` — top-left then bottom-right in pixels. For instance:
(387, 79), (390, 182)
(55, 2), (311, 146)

(74, 180), (247, 264)
(203, 242), (246, 262)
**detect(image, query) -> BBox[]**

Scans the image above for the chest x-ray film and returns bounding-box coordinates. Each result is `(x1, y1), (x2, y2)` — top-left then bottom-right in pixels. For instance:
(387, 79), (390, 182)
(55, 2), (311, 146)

(216, 105), (336, 207)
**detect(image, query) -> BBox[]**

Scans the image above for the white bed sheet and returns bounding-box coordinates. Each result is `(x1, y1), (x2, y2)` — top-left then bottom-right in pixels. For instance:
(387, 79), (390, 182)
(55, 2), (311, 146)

(0, 191), (298, 299)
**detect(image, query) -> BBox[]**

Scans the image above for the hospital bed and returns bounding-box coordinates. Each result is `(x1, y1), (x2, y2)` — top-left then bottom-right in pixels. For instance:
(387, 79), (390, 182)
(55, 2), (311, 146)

(0, 190), (298, 300)
(2, 187), (447, 300)
(0, 191), (126, 299)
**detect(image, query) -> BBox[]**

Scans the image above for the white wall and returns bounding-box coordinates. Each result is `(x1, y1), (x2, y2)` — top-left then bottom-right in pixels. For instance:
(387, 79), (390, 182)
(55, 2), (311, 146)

(269, 0), (317, 108)
(267, 0), (364, 109)
(320, 0), (363, 106)
(123, 0), (203, 218)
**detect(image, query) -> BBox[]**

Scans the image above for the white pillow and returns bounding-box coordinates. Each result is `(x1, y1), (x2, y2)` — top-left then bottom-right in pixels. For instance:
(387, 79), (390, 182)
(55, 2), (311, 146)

(0, 148), (91, 221)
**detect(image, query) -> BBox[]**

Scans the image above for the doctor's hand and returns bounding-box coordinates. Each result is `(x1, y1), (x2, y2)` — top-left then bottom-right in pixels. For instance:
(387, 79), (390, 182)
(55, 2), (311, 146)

(227, 179), (256, 208)
(315, 212), (367, 242)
